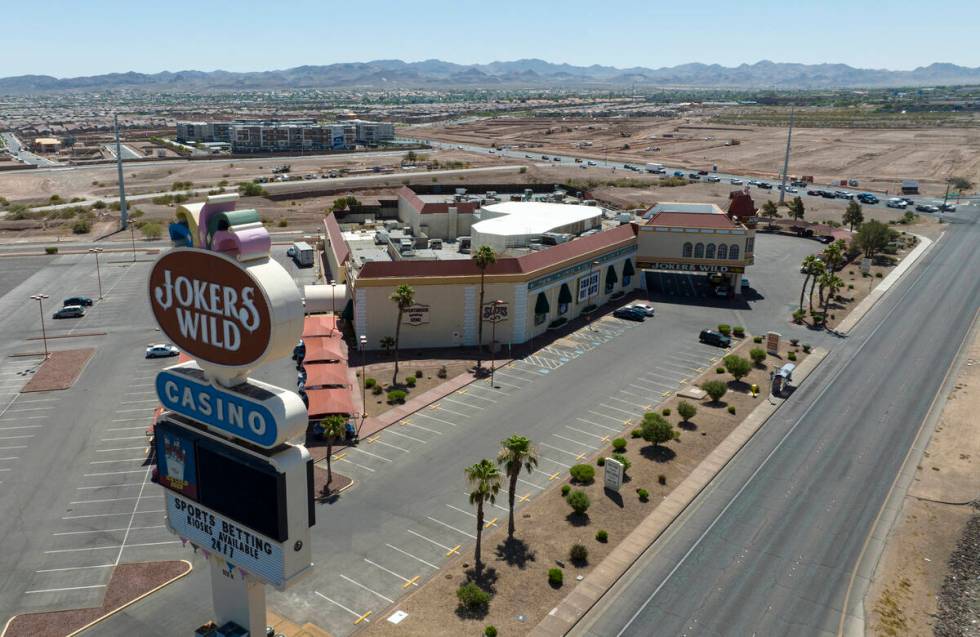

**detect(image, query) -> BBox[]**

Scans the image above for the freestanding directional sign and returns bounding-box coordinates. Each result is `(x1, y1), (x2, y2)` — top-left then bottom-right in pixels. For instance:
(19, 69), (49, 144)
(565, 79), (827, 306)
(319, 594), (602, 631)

(149, 194), (314, 636)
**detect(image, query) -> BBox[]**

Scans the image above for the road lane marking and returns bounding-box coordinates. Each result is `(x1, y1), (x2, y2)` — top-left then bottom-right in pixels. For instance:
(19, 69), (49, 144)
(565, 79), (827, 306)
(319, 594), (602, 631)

(425, 516), (476, 539)
(25, 584), (107, 594)
(385, 543), (439, 570)
(340, 574), (394, 603)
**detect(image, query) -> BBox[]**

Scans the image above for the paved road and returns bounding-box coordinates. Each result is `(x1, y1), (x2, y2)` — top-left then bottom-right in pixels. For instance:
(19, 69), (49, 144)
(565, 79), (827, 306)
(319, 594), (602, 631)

(102, 143), (142, 161)
(573, 207), (979, 636)
(1, 132), (61, 167)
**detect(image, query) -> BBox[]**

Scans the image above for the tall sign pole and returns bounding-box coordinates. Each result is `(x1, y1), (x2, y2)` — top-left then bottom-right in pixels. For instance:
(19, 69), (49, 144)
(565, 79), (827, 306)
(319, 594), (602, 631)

(778, 108), (794, 206)
(114, 114), (129, 230)
(149, 193), (313, 636)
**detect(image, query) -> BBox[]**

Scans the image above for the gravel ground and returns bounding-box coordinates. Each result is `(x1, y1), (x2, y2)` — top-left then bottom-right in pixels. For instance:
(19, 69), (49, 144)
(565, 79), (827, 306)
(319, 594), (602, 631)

(935, 502), (980, 637)
(21, 348), (95, 392)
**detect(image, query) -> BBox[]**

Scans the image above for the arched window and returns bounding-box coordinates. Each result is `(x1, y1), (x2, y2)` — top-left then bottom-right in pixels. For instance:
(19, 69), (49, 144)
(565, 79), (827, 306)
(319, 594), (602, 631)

(706, 244), (716, 259)
(694, 243), (705, 259)
(717, 244), (728, 260)
(682, 242), (693, 258)
(729, 244), (740, 260)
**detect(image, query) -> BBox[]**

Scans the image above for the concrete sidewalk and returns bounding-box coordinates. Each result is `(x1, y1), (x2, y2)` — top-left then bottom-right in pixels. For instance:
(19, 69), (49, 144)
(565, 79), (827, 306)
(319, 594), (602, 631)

(531, 347), (828, 637)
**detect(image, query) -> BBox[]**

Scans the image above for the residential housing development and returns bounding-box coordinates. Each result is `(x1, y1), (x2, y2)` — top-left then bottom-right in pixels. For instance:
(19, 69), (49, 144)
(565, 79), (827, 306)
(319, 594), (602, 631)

(175, 118), (395, 152)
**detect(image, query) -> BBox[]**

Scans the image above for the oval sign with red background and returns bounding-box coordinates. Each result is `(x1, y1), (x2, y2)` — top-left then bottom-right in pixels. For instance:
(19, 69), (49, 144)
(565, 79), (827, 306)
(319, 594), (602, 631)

(149, 249), (272, 368)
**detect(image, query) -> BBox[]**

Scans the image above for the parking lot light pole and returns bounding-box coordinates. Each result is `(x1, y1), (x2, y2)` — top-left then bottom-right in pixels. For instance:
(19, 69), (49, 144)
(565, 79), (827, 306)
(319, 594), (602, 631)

(588, 260), (599, 331)
(490, 299), (503, 388)
(130, 223), (137, 262)
(358, 334), (368, 435)
(30, 294), (50, 359)
(88, 248), (104, 299)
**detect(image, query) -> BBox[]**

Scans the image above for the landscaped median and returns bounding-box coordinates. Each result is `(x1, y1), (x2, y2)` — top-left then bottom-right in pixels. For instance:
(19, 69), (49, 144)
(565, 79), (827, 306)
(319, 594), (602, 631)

(362, 337), (826, 637)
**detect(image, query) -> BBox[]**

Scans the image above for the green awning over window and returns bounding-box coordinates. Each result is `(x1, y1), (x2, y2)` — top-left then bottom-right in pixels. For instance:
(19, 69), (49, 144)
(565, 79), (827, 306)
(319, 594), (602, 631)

(606, 264), (618, 285)
(558, 283), (573, 305)
(341, 298), (354, 321)
(623, 259), (635, 276)
(534, 292), (550, 315)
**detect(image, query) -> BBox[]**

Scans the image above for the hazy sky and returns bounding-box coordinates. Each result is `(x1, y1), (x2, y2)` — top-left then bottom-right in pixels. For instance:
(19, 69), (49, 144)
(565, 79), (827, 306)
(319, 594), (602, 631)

(7, 0), (980, 77)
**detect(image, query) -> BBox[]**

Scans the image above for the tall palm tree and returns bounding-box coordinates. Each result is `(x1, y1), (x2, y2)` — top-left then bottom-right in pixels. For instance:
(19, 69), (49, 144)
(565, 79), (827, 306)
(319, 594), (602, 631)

(807, 260), (826, 314)
(497, 435), (538, 540)
(472, 245), (497, 371)
(319, 414), (347, 486)
(389, 284), (415, 385)
(465, 459), (501, 575)
(799, 255), (821, 311)
(819, 272), (844, 309)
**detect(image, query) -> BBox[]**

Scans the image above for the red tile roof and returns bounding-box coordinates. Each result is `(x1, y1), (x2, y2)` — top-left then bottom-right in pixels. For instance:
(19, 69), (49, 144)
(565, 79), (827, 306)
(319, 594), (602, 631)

(396, 186), (480, 215)
(645, 212), (737, 229)
(357, 224), (638, 280)
(303, 315), (338, 337)
(303, 363), (349, 388)
(307, 387), (355, 418)
(304, 336), (348, 363)
(324, 213), (350, 265)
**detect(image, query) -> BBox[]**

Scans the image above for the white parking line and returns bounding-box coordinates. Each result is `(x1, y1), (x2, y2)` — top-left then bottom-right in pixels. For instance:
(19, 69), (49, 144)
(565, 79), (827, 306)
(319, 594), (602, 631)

(4, 408), (52, 413)
(96, 446), (147, 452)
(641, 371), (684, 384)
(540, 442), (583, 459)
(25, 584), (106, 594)
(0, 415), (46, 421)
(0, 456), (19, 461)
(600, 403), (636, 416)
(70, 495), (161, 505)
(340, 574), (394, 603)
(76, 482), (146, 491)
(44, 540), (176, 553)
(386, 543), (439, 569)
(0, 425), (43, 431)
(101, 436), (148, 442)
(446, 503), (476, 519)
(537, 454), (572, 469)
(368, 438), (410, 453)
(606, 395), (642, 408)
(435, 399), (477, 414)
(36, 564), (115, 573)
(89, 458), (146, 464)
(16, 398), (57, 404)
(456, 390), (496, 403)
(115, 408), (157, 414)
(518, 478), (544, 490)
(83, 469), (152, 477)
(349, 447), (391, 463)
(314, 591), (366, 621)
(577, 417), (623, 433)
(0, 446), (28, 451)
(0, 434), (34, 440)
(364, 558), (417, 586)
(53, 525), (164, 536)
(402, 422), (442, 436)
(119, 400), (159, 406)
(405, 529), (453, 551)
(62, 509), (164, 520)
(384, 429), (426, 444)
(565, 425), (610, 440)
(336, 457), (375, 473)
(411, 412), (458, 428)
(553, 433), (596, 449)
(587, 410), (625, 423)
(425, 516), (476, 539)
(657, 361), (702, 374)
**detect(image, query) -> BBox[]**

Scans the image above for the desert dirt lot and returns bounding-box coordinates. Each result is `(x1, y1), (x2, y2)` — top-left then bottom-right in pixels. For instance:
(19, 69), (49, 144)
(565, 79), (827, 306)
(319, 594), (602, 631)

(409, 116), (980, 196)
(865, 326), (980, 636)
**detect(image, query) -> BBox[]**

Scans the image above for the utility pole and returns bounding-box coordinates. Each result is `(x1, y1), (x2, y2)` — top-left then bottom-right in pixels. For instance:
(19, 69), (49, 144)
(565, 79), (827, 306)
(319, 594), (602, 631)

(30, 294), (49, 359)
(114, 114), (129, 230)
(939, 178), (951, 223)
(778, 108), (794, 206)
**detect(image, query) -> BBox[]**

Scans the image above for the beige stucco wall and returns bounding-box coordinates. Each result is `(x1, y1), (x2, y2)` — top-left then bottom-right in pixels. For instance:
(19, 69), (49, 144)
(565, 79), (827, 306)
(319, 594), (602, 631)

(637, 225), (755, 266)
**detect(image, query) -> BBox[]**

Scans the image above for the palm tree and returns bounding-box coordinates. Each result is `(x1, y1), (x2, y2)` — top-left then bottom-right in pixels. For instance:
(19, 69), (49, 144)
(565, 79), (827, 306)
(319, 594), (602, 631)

(799, 255), (821, 311)
(788, 196), (805, 221)
(388, 284), (415, 385)
(819, 272), (844, 309)
(319, 414), (347, 487)
(761, 200), (780, 229)
(497, 435), (538, 540)
(465, 459), (501, 575)
(807, 260), (826, 314)
(472, 245), (497, 371)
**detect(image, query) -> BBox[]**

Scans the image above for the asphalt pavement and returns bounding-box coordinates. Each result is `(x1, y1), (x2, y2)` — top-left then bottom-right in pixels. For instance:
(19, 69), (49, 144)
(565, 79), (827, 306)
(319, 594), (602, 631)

(572, 206), (979, 636)
(1, 132), (60, 167)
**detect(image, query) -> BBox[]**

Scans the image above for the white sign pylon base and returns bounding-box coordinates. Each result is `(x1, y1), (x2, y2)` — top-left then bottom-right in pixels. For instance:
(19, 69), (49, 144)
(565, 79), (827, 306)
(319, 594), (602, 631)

(209, 557), (266, 636)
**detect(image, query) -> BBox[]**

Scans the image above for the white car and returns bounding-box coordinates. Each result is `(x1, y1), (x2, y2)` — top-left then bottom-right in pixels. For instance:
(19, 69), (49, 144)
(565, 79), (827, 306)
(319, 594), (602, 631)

(628, 303), (655, 317)
(145, 344), (179, 359)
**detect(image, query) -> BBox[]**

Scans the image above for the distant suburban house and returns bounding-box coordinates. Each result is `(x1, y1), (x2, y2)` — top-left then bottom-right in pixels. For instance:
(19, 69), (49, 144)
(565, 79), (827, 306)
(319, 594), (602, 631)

(32, 137), (61, 153)
(901, 180), (920, 195)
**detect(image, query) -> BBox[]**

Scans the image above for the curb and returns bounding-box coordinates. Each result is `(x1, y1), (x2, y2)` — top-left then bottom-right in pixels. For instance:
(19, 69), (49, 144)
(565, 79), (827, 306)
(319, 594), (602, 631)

(531, 348), (829, 636)
(0, 560), (192, 637)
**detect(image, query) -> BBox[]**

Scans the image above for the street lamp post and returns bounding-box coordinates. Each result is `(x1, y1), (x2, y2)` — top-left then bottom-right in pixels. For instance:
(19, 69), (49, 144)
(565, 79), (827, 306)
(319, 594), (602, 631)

(89, 248), (104, 300)
(30, 294), (50, 359)
(330, 279), (337, 336)
(358, 334), (367, 435)
(489, 299), (503, 388)
(130, 222), (137, 262)
(588, 260), (599, 331)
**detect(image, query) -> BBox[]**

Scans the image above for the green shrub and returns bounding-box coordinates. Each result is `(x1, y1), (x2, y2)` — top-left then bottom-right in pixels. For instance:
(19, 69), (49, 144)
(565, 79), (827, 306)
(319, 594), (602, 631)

(802, 344), (812, 353)
(72, 219), (91, 234)
(630, 428), (642, 439)
(701, 380), (728, 403)
(485, 626), (497, 637)
(753, 335), (763, 343)
(569, 464), (595, 484)
(661, 408), (671, 417)
(140, 222), (163, 240)
(570, 543), (588, 564)
(637, 488), (650, 502)
(372, 385), (383, 395)
(723, 354), (752, 381)
(792, 308), (806, 323)
(612, 437), (627, 453)
(658, 474), (667, 485)
(437, 365), (448, 378)
(790, 338), (800, 346)
(92, 200), (106, 210)
(788, 351), (798, 361)
(44, 247), (58, 255)
(595, 529), (608, 543)
(612, 453), (631, 472)
(415, 369), (424, 378)
(641, 413), (676, 448)
(387, 389), (407, 403)
(749, 348), (767, 365)
(728, 405), (736, 415)
(717, 324), (731, 336)
(732, 326), (745, 337)
(277, 218), (288, 227)
(716, 367), (725, 374)
(848, 284), (854, 290)
(596, 457), (605, 466)
(548, 568), (563, 587)
(561, 484), (571, 497)
(677, 401), (696, 422)
(405, 376), (416, 387)
(875, 272), (883, 278)
(456, 582), (490, 611)
(365, 377), (377, 388)
(567, 490), (590, 515)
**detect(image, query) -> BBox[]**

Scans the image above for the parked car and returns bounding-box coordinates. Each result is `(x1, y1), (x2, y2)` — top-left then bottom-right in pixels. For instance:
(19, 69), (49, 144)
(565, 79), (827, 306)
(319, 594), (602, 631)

(63, 296), (93, 307)
(939, 203), (956, 212)
(785, 186), (798, 193)
(900, 197), (916, 207)
(145, 343), (180, 358)
(587, 160), (598, 166)
(705, 175), (721, 182)
(834, 190), (853, 199)
(886, 198), (908, 209)
(292, 339), (305, 361)
(697, 170), (709, 175)
(688, 173), (701, 180)
(757, 182), (773, 190)
(821, 191), (837, 199)
(916, 204), (939, 213)
(699, 329), (732, 347)
(807, 189), (822, 196)
(613, 307), (646, 322)
(53, 305), (85, 319)
(286, 246), (296, 258)
(730, 178), (743, 185)
(673, 170), (685, 177)
(857, 193), (879, 204)
(627, 303), (655, 317)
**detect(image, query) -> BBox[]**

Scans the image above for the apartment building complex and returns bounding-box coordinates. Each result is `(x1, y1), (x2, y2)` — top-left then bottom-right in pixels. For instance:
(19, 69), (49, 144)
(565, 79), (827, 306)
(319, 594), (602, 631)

(175, 118), (394, 152)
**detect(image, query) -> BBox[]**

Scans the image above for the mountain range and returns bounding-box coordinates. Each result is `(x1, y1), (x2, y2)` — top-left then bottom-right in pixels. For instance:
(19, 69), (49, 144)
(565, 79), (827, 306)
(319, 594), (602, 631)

(3, 59), (980, 93)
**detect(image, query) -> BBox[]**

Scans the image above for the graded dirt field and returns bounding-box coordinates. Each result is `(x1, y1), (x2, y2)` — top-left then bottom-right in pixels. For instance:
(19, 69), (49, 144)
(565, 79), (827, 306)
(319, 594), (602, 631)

(410, 116), (980, 196)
